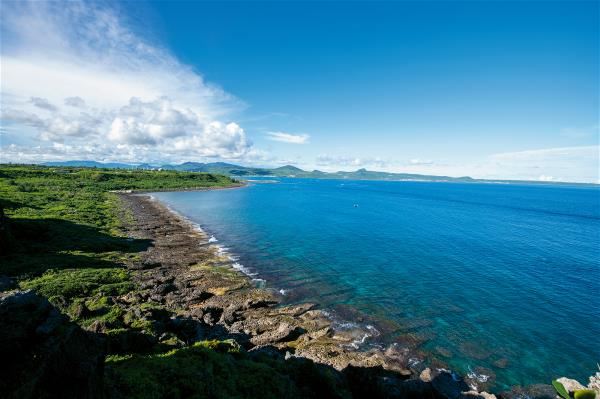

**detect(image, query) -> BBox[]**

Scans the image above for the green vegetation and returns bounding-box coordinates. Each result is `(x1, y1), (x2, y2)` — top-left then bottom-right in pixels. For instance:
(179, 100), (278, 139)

(105, 340), (348, 399)
(574, 390), (597, 399)
(20, 268), (133, 300)
(553, 380), (597, 399)
(554, 380), (571, 399)
(0, 164), (236, 275)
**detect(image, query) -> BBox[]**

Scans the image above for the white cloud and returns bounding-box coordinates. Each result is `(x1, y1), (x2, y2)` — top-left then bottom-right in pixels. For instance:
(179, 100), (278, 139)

(266, 131), (310, 144)
(309, 146), (599, 183)
(409, 158), (434, 166)
(0, 0), (251, 163)
(316, 154), (389, 169)
(485, 145), (599, 183)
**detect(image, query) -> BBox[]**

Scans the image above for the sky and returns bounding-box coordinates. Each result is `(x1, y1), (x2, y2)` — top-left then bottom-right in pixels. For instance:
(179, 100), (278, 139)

(1, 0), (598, 183)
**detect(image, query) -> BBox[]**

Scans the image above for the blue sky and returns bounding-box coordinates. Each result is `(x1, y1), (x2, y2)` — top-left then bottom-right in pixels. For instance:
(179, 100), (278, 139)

(1, 1), (598, 182)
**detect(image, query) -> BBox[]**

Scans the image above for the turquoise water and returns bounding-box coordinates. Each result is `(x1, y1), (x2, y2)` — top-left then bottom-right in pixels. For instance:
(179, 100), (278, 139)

(153, 179), (600, 389)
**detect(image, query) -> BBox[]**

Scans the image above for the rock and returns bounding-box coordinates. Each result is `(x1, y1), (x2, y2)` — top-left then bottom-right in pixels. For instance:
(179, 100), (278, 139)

(250, 323), (306, 346)
(0, 290), (105, 399)
(269, 303), (317, 317)
(152, 283), (176, 296)
(140, 260), (162, 270)
(499, 383), (556, 399)
(167, 316), (205, 343)
(420, 367), (433, 382)
(557, 377), (586, 392)
(589, 370), (600, 392)
(71, 302), (91, 319)
(107, 329), (157, 353)
(87, 319), (109, 334)
(459, 390), (497, 399)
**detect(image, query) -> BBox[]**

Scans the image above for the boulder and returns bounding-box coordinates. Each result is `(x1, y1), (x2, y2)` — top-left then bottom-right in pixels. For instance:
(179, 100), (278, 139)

(557, 377), (586, 393)
(459, 390), (497, 399)
(250, 323), (306, 346)
(420, 367), (433, 382)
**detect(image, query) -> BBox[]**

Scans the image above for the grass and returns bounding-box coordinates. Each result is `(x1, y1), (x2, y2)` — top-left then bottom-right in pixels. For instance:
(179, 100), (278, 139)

(19, 268), (133, 300)
(105, 341), (350, 399)
(0, 164), (237, 276)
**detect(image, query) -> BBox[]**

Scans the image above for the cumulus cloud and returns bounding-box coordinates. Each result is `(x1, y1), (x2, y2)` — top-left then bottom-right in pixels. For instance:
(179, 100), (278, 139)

(0, 0), (252, 163)
(266, 131), (310, 144)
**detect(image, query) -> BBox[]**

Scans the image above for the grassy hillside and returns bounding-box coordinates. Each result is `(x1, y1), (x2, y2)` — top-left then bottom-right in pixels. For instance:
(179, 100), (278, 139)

(0, 165), (236, 276)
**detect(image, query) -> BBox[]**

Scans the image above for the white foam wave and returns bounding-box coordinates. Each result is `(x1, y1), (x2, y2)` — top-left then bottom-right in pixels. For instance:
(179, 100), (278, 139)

(335, 321), (360, 329)
(366, 324), (381, 337)
(231, 262), (257, 276)
(467, 366), (490, 383)
(408, 357), (422, 367)
(151, 196), (267, 285)
(279, 289), (287, 295)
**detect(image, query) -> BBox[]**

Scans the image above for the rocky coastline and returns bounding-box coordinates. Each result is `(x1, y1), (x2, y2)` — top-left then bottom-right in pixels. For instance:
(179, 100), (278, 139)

(2, 185), (597, 398)
(111, 192), (505, 398)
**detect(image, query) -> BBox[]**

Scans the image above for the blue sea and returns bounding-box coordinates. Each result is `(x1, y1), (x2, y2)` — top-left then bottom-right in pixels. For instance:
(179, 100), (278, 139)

(153, 179), (600, 389)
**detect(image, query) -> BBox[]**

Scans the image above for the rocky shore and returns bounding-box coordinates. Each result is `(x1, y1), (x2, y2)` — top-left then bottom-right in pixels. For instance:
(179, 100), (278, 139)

(116, 192), (502, 398)
(3, 185), (596, 398)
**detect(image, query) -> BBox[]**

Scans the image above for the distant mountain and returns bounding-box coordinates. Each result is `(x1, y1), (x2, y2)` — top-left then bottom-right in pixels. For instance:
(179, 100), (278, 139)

(43, 160), (143, 169)
(272, 165), (304, 175)
(42, 160), (476, 182)
(162, 162), (273, 176)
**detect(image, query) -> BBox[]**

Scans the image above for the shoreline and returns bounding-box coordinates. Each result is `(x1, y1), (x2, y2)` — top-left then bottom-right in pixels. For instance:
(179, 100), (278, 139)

(119, 190), (512, 398)
(111, 181), (247, 194)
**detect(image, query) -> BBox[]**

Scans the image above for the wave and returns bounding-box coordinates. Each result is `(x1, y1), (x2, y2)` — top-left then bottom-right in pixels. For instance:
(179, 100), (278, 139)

(147, 196), (271, 289)
(326, 314), (383, 350)
(467, 366), (490, 390)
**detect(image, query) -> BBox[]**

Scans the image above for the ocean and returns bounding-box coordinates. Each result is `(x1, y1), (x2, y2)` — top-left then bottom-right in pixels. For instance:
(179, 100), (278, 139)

(152, 178), (600, 390)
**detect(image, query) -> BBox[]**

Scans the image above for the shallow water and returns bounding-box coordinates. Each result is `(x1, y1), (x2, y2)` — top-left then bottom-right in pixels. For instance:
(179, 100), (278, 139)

(153, 179), (600, 389)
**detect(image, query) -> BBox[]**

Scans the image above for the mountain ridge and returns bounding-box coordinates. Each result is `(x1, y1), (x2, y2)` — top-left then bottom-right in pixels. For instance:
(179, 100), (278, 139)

(40, 160), (595, 185)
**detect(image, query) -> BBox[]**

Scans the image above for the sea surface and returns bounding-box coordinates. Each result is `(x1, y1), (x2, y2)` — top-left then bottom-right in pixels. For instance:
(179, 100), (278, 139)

(152, 179), (600, 389)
